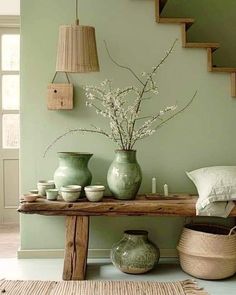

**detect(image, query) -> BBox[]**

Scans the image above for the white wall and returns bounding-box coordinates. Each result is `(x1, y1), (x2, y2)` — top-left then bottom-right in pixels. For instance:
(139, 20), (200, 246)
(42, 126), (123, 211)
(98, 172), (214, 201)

(0, 0), (20, 15)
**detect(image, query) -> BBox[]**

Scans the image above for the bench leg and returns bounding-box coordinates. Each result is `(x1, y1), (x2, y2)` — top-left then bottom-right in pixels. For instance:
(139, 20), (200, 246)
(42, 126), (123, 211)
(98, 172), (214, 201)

(63, 216), (89, 280)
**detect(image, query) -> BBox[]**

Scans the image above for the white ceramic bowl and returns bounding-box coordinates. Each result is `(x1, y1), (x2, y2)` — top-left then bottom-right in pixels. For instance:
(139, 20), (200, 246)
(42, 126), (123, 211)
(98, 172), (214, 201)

(60, 185), (81, 191)
(60, 185), (82, 202)
(60, 190), (81, 202)
(29, 189), (39, 194)
(85, 185), (105, 202)
(23, 194), (38, 202)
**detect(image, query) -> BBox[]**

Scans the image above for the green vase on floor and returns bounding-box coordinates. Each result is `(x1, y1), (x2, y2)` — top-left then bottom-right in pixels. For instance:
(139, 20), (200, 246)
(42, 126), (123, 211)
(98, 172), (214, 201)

(107, 150), (142, 200)
(54, 152), (93, 190)
(111, 230), (160, 274)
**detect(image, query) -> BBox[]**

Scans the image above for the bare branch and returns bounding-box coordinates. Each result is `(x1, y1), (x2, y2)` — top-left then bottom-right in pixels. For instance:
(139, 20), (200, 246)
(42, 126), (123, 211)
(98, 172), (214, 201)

(152, 39), (178, 74)
(91, 124), (123, 149)
(104, 40), (145, 86)
(44, 128), (112, 157)
(135, 115), (153, 121)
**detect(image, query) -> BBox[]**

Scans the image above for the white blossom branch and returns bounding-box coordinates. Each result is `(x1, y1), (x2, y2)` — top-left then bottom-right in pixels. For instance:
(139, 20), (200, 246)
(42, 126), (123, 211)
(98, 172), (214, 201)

(127, 39), (178, 149)
(130, 91), (197, 148)
(154, 91), (197, 130)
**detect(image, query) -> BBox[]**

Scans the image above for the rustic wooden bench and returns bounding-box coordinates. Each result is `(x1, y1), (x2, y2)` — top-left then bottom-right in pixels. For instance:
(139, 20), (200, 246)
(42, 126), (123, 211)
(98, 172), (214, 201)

(18, 194), (236, 281)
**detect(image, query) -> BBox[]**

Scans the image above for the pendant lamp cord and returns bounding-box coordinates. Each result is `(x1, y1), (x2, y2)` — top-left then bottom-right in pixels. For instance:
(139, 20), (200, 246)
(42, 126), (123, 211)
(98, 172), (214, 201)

(75, 0), (79, 24)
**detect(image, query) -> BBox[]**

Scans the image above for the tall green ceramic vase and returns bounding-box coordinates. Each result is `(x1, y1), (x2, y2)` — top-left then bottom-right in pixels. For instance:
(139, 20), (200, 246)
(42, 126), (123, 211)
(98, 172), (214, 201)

(107, 150), (142, 200)
(54, 152), (93, 190)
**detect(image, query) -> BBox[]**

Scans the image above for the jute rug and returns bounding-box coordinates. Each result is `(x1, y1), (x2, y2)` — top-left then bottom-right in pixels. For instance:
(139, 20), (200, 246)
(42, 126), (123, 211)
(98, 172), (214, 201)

(0, 279), (208, 295)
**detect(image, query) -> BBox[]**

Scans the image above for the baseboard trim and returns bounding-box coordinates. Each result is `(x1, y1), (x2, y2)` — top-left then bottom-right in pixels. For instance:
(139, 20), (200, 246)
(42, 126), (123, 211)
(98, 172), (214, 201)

(17, 249), (65, 259)
(17, 248), (178, 259)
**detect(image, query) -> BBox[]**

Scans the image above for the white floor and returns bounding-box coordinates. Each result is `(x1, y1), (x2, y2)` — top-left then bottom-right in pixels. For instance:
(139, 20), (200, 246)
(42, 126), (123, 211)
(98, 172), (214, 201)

(0, 258), (235, 295)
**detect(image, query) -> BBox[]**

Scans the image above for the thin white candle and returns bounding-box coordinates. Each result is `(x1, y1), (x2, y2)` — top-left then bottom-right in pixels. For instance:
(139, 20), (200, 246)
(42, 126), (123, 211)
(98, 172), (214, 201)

(152, 177), (157, 194)
(164, 184), (169, 197)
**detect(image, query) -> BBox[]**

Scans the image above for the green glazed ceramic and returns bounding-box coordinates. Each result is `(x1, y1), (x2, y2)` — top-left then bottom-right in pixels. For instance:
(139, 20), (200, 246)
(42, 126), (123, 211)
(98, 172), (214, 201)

(107, 150), (142, 200)
(54, 152), (93, 190)
(111, 230), (160, 274)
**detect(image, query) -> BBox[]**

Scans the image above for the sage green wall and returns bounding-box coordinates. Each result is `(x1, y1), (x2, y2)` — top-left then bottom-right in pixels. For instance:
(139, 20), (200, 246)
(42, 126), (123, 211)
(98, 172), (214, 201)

(164, 0), (236, 67)
(20, 0), (235, 252)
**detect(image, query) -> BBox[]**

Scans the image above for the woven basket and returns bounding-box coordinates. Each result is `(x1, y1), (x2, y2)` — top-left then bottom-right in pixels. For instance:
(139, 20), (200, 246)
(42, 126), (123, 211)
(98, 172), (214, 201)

(177, 223), (236, 280)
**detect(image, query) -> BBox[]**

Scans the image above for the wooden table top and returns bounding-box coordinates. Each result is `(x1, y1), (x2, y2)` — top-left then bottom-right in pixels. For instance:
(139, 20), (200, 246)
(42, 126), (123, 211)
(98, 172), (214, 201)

(18, 194), (236, 217)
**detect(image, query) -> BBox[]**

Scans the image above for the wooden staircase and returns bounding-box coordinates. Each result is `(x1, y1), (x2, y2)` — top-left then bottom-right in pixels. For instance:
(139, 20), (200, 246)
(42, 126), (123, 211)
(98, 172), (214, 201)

(156, 0), (236, 97)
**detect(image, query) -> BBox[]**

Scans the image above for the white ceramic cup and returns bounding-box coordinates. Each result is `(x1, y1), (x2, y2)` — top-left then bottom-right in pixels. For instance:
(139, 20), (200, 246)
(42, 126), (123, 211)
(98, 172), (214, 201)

(46, 189), (59, 201)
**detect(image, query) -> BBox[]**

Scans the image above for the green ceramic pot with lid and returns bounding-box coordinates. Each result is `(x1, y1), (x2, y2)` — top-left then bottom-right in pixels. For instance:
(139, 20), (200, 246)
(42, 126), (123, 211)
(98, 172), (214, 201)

(111, 230), (160, 274)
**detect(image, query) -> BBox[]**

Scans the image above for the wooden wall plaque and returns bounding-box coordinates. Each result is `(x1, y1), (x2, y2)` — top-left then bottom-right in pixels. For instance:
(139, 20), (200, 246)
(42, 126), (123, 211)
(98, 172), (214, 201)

(47, 83), (73, 110)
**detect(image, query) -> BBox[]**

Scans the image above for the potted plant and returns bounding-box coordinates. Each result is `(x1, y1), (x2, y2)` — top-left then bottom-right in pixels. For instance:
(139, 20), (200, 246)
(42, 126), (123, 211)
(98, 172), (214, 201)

(45, 40), (196, 199)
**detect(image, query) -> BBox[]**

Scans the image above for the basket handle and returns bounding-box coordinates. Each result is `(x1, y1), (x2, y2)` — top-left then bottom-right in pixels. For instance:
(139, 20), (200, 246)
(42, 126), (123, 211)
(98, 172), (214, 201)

(229, 226), (236, 236)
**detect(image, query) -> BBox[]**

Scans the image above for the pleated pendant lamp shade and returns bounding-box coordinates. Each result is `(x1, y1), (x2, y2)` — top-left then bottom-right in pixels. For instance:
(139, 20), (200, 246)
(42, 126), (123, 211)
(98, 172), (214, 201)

(56, 24), (100, 73)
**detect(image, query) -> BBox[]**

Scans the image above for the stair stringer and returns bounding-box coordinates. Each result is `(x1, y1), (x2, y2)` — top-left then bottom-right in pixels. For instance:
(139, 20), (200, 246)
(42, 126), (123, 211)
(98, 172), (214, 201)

(155, 0), (236, 97)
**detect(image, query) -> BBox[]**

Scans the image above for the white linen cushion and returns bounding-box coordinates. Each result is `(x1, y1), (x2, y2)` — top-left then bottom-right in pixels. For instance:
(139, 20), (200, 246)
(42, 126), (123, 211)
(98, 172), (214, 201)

(186, 166), (236, 210)
(196, 201), (235, 218)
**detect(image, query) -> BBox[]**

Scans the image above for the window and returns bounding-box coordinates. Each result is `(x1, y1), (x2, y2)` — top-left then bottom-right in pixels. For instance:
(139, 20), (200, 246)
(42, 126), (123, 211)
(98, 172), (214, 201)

(0, 32), (20, 149)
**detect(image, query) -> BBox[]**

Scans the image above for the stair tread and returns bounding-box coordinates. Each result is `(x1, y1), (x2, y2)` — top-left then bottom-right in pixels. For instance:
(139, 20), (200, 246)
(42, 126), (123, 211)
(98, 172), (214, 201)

(158, 17), (194, 24)
(185, 42), (220, 48)
(212, 67), (236, 73)
(159, 0), (169, 13)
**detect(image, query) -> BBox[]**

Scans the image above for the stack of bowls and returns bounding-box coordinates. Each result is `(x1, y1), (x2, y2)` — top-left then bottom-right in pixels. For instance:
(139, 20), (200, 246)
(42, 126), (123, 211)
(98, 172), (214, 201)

(60, 185), (81, 202)
(37, 180), (55, 197)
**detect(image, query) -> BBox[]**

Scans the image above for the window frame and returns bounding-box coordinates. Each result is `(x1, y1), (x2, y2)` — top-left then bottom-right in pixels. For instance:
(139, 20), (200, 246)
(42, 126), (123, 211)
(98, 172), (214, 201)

(0, 17), (20, 151)
(0, 16), (20, 218)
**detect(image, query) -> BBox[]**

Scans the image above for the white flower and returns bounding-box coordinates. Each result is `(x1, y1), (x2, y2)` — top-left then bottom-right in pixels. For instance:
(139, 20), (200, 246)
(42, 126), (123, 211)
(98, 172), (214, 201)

(88, 93), (95, 100)
(152, 89), (159, 95)
(101, 79), (110, 87)
(165, 105), (177, 112)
